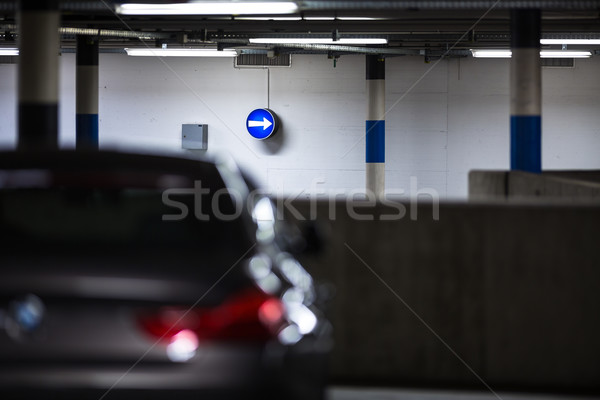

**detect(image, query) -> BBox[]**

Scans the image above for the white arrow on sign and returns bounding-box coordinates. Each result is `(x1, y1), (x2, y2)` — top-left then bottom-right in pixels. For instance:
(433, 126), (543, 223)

(247, 117), (273, 130)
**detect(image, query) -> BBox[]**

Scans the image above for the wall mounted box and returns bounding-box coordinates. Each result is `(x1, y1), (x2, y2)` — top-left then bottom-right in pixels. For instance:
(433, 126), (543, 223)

(182, 124), (208, 150)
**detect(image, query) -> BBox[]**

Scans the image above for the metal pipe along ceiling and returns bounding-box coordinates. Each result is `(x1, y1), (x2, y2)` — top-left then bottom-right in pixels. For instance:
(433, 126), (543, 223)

(1, 1), (600, 11)
(60, 27), (171, 40)
(0, 25), (171, 40)
(299, 0), (600, 10)
(245, 43), (422, 55)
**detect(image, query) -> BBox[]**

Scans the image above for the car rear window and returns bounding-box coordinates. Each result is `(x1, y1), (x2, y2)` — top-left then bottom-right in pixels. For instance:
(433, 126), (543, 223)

(0, 172), (253, 252)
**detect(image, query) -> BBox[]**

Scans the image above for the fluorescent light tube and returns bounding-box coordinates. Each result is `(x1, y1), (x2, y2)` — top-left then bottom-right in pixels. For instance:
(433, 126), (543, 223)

(471, 49), (592, 58)
(0, 48), (19, 56)
(541, 50), (592, 58)
(125, 48), (238, 57)
(541, 39), (600, 45)
(471, 49), (512, 58)
(337, 17), (380, 21)
(236, 16), (302, 21)
(303, 16), (385, 21)
(304, 17), (335, 21)
(249, 38), (387, 45)
(116, 2), (298, 15)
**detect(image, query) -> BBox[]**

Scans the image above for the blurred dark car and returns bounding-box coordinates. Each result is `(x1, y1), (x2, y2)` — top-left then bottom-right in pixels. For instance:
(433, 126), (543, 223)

(0, 151), (330, 400)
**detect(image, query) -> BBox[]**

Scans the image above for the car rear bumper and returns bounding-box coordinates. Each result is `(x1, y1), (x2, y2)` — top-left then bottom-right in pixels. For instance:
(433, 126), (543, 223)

(0, 388), (290, 400)
(0, 341), (328, 400)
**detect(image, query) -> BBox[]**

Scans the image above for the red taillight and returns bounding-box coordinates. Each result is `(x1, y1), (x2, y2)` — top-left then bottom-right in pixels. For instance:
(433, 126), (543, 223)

(137, 287), (285, 343)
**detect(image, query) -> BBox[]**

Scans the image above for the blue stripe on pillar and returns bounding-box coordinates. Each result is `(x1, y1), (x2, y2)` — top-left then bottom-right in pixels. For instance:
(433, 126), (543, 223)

(510, 115), (541, 173)
(76, 114), (99, 150)
(366, 120), (385, 163)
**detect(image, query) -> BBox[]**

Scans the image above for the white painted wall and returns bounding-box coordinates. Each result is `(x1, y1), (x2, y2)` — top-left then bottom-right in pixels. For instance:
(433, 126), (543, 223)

(1, 53), (599, 199)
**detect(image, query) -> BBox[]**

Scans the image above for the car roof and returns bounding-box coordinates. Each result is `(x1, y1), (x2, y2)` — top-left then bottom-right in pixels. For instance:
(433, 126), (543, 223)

(0, 150), (238, 191)
(0, 150), (218, 178)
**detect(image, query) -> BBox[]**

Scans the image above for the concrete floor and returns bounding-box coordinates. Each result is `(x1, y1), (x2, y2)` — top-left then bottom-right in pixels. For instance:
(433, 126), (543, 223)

(327, 387), (600, 400)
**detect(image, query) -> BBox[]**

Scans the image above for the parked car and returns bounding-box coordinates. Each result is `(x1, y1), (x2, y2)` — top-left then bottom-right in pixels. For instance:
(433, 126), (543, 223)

(0, 150), (330, 400)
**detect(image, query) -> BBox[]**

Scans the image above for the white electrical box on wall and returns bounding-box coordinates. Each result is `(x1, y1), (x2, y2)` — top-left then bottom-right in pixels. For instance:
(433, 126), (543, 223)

(182, 124), (208, 150)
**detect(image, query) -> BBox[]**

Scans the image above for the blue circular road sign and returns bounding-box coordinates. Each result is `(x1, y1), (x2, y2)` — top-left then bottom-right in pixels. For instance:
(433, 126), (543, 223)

(246, 108), (279, 140)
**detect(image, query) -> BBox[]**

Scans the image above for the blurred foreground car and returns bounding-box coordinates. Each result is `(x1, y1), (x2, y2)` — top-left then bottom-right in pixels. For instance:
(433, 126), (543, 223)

(0, 151), (330, 400)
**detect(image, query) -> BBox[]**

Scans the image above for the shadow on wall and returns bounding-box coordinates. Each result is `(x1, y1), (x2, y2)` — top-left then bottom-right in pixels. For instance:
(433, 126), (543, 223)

(284, 199), (600, 392)
(260, 121), (286, 154)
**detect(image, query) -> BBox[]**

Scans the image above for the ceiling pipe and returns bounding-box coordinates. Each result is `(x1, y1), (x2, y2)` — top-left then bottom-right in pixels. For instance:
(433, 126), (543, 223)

(0, 24), (171, 40)
(240, 43), (471, 57)
(61, 48), (126, 54)
(0, 1), (598, 11)
(262, 43), (419, 55)
(0, 1), (596, 12)
(299, 1), (600, 10)
(208, 37), (421, 55)
(0, 2), (110, 12)
(60, 27), (171, 39)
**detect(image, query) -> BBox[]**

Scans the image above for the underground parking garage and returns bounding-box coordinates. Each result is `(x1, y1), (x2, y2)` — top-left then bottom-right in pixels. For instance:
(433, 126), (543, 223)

(0, 1), (599, 399)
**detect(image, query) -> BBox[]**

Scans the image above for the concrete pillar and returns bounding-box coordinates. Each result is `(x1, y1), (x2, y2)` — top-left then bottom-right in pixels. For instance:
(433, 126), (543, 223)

(17, 0), (60, 151)
(510, 9), (542, 173)
(366, 55), (385, 197)
(76, 35), (99, 150)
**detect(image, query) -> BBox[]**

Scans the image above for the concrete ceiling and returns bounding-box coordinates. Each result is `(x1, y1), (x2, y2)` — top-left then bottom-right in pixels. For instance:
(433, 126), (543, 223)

(1, 1), (600, 56)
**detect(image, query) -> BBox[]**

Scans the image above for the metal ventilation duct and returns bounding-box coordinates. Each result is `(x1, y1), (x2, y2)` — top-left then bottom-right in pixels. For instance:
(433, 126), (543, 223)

(541, 57), (574, 67)
(0, 56), (16, 64)
(235, 53), (292, 67)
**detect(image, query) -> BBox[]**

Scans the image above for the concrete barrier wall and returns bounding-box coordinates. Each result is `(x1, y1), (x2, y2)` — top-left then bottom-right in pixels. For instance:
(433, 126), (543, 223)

(546, 171), (600, 184)
(509, 173), (600, 200)
(468, 171), (508, 201)
(469, 170), (600, 201)
(283, 200), (600, 392)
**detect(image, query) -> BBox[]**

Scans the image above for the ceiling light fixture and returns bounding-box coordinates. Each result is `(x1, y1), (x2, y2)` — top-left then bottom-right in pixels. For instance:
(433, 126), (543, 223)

(471, 49), (592, 58)
(541, 39), (600, 45)
(541, 50), (592, 58)
(470, 49), (513, 58)
(236, 17), (302, 21)
(116, 2), (299, 15)
(124, 48), (238, 57)
(337, 17), (381, 21)
(0, 48), (19, 56)
(303, 17), (335, 21)
(249, 38), (388, 45)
